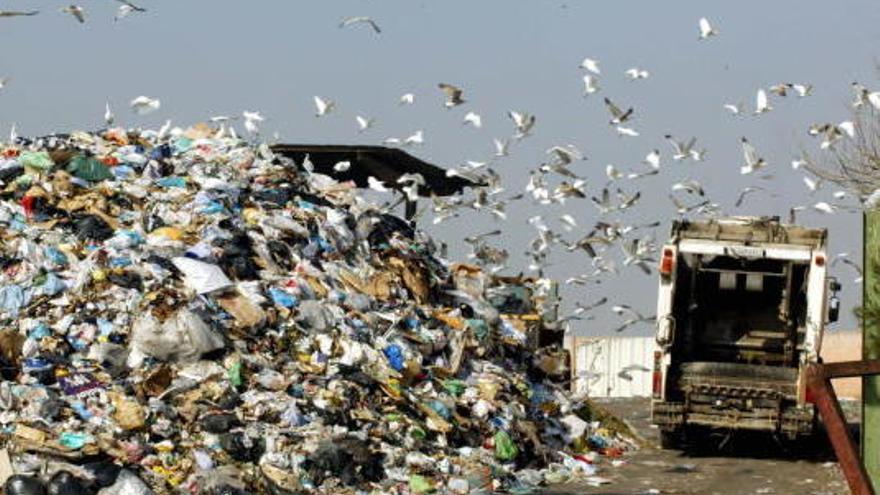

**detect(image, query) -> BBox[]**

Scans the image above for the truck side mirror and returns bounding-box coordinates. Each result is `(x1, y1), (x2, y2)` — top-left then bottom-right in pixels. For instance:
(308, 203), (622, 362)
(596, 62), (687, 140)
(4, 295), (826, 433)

(828, 296), (840, 323)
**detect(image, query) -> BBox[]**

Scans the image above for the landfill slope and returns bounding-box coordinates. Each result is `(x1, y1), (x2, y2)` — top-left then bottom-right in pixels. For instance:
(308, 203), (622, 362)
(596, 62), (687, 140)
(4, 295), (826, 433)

(0, 126), (635, 494)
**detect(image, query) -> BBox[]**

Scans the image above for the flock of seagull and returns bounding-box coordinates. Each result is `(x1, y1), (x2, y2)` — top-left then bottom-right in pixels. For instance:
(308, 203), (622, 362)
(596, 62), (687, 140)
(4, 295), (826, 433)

(0, 0), (146, 22)
(1, 11), (871, 333)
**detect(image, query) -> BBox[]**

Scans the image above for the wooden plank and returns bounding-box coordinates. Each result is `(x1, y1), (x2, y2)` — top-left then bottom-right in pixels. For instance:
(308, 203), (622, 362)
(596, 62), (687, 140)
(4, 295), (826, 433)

(864, 210), (880, 490)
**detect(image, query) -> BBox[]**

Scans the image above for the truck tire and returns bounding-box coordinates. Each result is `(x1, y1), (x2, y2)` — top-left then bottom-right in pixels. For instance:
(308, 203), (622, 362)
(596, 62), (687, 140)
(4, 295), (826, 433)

(659, 430), (682, 450)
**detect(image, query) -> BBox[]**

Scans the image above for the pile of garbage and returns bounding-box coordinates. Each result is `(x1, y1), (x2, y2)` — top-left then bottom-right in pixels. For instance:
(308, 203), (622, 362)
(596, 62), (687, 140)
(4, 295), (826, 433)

(0, 124), (635, 494)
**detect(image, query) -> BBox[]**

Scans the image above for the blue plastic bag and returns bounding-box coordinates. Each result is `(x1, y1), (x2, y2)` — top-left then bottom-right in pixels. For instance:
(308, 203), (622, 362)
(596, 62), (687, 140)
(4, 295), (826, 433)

(383, 344), (405, 371)
(269, 288), (298, 308)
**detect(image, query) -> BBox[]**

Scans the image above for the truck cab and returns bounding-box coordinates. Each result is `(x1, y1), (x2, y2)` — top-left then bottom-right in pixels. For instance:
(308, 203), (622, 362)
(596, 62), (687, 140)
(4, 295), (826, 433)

(651, 217), (841, 446)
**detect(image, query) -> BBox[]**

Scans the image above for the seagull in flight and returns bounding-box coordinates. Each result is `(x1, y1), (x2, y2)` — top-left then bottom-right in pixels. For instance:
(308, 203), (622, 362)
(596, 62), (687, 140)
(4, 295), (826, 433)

(114, 0), (145, 20)
(104, 102), (114, 126)
(314, 96), (336, 117)
(792, 84), (813, 97)
(698, 17), (717, 39)
(546, 144), (585, 165)
(755, 89), (772, 114)
(62, 5), (85, 23)
(463, 111), (482, 128)
(604, 97), (633, 124)
(735, 186), (771, 208)
(616, 126), (639, 137)
(356, 115), (375, 133)
(130, 95), (160, 115)
(644, 150), (661, 169)
(0, 10), (39, 17)
(723, 102), (744, 115)
(611, 305), (655, 332)
(508, 111), (536, 138)
(579, 57), (601, 74)
(671, 179), (705, 196)
(740, 137), (766, 174)
(242, 111), (264, 135)
(625, 68), (650, 80)
(399, 93), (415, 105)
(665, 134), (697, 161)
(582, 75), (600, 96)
(339, 16), (381, 34)
(494, 138), (510, 157)
(438, 83), (465, 108)
(116, 0), (146, 11)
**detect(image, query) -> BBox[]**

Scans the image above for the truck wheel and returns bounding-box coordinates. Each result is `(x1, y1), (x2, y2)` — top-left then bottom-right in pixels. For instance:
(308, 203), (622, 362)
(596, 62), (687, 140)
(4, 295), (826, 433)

(659, 430), (681, 449)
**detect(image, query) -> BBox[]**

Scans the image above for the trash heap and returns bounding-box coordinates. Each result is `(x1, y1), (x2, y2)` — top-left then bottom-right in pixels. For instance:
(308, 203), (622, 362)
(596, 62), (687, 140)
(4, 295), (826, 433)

(0, 124), (636, 494)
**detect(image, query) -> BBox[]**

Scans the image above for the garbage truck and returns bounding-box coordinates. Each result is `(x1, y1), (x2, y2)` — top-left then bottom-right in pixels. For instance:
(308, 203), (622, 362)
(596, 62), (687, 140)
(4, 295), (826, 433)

(650, 217), (841, 447)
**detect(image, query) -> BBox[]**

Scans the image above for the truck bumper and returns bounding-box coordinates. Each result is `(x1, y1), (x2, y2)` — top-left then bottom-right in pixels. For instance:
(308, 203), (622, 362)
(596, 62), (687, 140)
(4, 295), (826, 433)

(652, 400), (815, 437)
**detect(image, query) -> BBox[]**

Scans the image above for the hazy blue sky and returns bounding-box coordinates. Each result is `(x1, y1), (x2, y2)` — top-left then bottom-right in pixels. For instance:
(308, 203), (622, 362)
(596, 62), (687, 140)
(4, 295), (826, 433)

(1, 0), (878, 334)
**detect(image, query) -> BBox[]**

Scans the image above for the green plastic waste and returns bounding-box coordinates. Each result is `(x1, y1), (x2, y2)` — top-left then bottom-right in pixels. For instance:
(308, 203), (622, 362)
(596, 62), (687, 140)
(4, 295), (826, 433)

(441, 379), (466, 396)
(66, 155), (114, 182)
(408, 474), (435, 493)
(59, 432), (92, 449)
(494, 430), (518, 461)
(227, 361), (243, 387)
(18, 151), (54, 172)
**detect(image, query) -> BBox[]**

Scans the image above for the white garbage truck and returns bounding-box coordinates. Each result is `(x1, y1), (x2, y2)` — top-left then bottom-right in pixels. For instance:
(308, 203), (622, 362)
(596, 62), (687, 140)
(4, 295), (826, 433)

(651, 217), (841, 447)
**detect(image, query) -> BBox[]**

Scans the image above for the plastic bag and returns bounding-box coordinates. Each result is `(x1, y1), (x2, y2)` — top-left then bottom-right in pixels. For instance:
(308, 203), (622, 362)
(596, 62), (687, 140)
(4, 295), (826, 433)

(66, 155), (114, 182)
(127, 309), (225, 367)
(97, 469), (153, 495)
(494, 430), (519, 461)
(383, 344), (405, 371)
(172, 257), (233, 294)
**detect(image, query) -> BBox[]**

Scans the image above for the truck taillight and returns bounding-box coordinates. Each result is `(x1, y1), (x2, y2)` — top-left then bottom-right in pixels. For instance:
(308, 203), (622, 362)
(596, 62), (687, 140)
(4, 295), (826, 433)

(805, 386), (815, 404)
(659, 248), (675, 277)
(652, 351), (663, 399)
(814, 254), (825, 267)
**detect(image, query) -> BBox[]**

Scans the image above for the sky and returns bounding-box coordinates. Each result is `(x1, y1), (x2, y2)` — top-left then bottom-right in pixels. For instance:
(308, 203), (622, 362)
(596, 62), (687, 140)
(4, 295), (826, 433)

(0, 0), (878, 335)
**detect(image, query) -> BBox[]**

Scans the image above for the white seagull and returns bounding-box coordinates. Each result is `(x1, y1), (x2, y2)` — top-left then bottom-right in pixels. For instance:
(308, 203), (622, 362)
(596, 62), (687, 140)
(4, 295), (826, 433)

(582, 74), (600, 96)
(463, 111), (482, 128)
(494, 138), (510, 157)
(130, 95), (160, 115)
(356, 115), (375, 132)
(698, 17), (717, 39)
(755, 89), (772, 114)
(508, 111), (536, 138)
(314, 96), (336, 117)
(242, 111), (264, 135)
(644, 149), (661, 169)
(104, 102), (115, 126)
(740, 137), (767, 175)
(579, 58), (601, 74)
(625, 68), (650, 80)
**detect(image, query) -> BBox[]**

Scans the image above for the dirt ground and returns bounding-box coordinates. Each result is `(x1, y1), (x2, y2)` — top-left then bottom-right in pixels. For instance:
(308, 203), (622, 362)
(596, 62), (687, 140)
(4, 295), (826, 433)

(547, 398), (852, 495)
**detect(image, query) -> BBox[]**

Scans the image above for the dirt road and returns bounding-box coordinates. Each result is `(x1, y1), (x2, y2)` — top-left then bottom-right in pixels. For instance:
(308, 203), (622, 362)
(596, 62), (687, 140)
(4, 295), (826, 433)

(549, 398), (850, 495)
